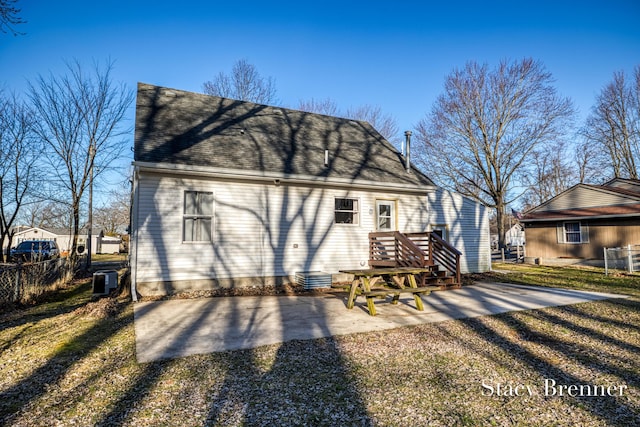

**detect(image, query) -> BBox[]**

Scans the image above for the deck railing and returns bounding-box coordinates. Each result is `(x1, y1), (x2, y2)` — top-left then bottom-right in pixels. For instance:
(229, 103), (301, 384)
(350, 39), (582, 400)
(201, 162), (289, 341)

(427, 232), (462, 284)
(369, 231), (461, 284)
(369, 231), (422, 268)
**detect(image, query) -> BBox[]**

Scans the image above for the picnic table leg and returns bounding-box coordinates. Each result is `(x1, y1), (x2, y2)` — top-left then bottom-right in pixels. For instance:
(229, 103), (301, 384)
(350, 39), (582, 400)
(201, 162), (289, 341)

(346, 278), (359, 309)
(408, 274), (425, 311)
(362, 276), (377, 316)
(390, 274), (404, 305)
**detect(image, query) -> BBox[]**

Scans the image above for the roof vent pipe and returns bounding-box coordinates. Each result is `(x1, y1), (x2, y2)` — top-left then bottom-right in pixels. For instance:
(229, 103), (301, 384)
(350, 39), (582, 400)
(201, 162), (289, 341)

(404, 130), (412, 173)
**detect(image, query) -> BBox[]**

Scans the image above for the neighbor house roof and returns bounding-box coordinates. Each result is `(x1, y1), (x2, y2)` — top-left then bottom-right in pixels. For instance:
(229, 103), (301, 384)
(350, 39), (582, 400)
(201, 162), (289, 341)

(14, 227), (105, 237)
(522, 204), (640, 221)
(522, 180), (640, 222)
(133, 83), (434, 189)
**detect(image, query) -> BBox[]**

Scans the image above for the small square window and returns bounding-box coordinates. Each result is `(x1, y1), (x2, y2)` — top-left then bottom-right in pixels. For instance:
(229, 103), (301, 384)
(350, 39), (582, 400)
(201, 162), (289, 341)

(335, 198), (359, 225)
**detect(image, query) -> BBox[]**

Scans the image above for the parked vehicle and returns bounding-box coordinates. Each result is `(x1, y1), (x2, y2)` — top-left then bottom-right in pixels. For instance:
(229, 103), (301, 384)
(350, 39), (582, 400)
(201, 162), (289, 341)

(10, 240), (60, 262)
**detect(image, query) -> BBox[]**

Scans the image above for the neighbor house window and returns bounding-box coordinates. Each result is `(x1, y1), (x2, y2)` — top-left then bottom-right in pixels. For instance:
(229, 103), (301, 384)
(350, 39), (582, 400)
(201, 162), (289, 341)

(184, 191), (213, 242)
(564, 222), (581, 243)
(335, 198), (359, 225)
(557, 221), (589, 244)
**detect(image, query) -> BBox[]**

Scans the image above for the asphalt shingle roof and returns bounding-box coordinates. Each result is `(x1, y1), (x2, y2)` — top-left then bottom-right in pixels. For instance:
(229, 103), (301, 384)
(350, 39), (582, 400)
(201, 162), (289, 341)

(522, 180), (640, 221)
(134, 83), (434, 187)
(522, 204), (640, 221)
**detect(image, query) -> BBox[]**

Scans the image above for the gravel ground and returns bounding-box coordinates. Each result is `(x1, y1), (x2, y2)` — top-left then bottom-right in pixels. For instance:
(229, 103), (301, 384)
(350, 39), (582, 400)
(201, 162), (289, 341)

(1, 271), (638, 426)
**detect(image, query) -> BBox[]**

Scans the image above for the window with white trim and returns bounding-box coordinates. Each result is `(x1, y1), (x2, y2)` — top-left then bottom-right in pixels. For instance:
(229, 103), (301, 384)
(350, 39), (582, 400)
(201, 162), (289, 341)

(376, 200), (396, 231)
(183, 191), (213, 242)
(564, 222), (581, 243)
(335, 198), (359, 225)
(557, 221), (589, 244)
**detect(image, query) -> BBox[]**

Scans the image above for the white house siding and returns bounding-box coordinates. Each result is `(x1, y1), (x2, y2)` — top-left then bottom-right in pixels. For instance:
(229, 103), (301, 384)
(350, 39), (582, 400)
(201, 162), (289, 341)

(54, 234), (103, 255)
(9, 228), (57, 246)
(426, 188), (491, 273)
(3, 228), (57, 255)
(5, 229), (106, 255)
(505, 224), (525, 246)
(133, 172), (431, 294)
(98, 237), (121, 254)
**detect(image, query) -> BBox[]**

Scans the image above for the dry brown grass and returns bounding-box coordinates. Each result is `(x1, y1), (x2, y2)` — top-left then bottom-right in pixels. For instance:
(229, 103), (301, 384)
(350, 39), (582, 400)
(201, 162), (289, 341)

(1, 264), (638, 426)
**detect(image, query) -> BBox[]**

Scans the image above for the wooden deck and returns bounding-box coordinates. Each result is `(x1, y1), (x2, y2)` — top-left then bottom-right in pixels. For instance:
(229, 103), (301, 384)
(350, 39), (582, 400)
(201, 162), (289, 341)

(368, 231), (462, 288)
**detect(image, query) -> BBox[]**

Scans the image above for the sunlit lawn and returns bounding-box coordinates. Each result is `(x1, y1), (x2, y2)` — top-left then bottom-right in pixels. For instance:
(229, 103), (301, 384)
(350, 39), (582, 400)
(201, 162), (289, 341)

(91, 253), (128, 263)
(0, 264), (638, 425)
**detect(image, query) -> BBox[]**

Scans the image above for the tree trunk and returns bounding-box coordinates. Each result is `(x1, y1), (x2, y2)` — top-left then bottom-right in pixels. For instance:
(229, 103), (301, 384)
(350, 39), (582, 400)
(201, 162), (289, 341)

(496, 203), (507, 250)
(0, 234), (5, 263)
(69, 202), (80, 266)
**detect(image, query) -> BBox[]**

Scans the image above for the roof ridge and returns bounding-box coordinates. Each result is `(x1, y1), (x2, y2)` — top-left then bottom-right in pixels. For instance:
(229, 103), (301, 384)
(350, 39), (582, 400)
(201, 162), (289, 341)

(136, 82), (375, 130)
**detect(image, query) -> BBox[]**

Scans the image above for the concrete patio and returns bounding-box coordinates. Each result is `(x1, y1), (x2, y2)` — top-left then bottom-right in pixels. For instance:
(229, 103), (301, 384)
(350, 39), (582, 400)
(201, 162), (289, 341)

(133, 281), (626, 363)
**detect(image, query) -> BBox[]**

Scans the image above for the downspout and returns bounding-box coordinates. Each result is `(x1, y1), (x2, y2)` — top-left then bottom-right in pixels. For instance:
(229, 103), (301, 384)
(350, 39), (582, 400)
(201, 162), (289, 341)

(130, 166), (140, 302)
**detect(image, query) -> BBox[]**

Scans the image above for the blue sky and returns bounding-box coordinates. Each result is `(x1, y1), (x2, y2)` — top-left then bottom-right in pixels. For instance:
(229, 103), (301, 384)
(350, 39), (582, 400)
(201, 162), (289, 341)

(1, 1), (639, 178)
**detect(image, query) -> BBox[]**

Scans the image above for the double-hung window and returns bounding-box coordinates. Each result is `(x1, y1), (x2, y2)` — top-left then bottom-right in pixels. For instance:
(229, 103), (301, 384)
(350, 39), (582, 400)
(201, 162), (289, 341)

(564, 222), (581, 243)
(183, 191), (213, 242)
(335, 198), (359, 225)
(557, 221), (588, 244)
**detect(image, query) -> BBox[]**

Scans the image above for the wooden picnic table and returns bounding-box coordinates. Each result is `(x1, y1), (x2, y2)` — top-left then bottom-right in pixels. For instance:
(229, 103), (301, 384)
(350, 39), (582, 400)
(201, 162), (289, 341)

(339, 267), (432, 316)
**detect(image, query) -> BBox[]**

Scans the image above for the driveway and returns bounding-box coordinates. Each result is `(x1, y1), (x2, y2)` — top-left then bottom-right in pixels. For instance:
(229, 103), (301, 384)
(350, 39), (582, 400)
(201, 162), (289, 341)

(133, 281), (626, 363)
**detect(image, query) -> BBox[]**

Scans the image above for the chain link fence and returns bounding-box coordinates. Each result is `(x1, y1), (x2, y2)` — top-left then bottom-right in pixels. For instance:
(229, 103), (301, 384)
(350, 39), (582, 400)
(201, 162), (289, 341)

(0, 257), (82, 305)
(604, 245), (640, 275)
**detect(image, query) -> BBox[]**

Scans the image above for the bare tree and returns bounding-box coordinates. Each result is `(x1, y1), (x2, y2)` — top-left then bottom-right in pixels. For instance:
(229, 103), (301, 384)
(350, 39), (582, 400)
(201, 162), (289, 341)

(28, 59), (134, 263)
(203, 59), (278, 104)
(18, 200), (73, 229)
(574, 139), (609, 184)
(0, 93), (40, 261)
(520, 142), (576, 209)
(346, 104), (400, 145)
(93, 188), (129, 235)
(414, 58), (574, 248)
(298, 98), (401, 145)
(583, 66), (640, 179)
(0, 0), (25, 35)
(298, 97), (340, 116)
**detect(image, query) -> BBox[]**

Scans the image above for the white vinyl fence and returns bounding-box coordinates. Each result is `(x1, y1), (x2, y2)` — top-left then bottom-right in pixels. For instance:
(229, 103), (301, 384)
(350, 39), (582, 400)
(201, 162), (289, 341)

(604, 245), (640, 275)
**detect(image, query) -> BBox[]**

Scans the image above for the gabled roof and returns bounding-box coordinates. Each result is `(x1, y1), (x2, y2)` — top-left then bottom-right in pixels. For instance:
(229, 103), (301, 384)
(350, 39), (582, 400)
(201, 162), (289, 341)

(134, 83), (434, 189)
(603, 177), (640, 192)
(13, 227), (104, 237)
(522, 181), (640, 222)
(13, 227), (58, 237)
(522, 203), (640, 221)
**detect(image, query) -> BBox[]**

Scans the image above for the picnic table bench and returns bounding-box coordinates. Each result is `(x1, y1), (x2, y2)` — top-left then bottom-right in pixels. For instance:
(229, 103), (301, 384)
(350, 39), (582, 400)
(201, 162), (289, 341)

(339, 267), (433, 316)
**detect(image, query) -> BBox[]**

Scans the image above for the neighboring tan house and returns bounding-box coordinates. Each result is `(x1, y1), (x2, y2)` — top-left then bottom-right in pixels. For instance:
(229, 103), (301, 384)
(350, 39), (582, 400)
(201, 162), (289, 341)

(521, 178), (640, 264)
(130, 83), (491, 298)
